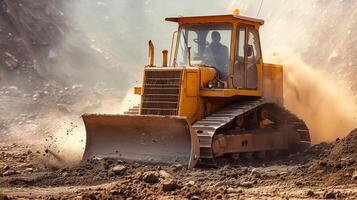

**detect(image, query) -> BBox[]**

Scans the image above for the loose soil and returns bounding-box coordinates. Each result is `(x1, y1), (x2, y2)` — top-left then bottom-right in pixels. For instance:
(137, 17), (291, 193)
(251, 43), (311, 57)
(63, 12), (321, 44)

(1, 130), (357, 199)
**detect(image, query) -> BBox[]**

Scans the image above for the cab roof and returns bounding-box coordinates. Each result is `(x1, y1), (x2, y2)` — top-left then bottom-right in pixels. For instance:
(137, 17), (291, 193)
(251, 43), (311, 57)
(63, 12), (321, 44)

(165, 14), (264, 26)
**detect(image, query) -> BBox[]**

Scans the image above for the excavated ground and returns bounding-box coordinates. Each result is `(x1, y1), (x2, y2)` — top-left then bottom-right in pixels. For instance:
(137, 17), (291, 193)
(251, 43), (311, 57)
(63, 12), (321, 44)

(0, 130), (357, 199)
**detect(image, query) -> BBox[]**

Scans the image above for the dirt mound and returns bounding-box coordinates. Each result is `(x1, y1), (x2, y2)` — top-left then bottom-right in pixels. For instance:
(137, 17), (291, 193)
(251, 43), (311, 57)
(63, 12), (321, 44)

(296, 129), (357, 186)
(328, 129), (357, 161)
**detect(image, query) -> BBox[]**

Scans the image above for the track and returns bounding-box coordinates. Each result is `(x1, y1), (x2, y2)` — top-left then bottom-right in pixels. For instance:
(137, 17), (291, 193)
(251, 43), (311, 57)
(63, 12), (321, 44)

(192, 98), (311, 166)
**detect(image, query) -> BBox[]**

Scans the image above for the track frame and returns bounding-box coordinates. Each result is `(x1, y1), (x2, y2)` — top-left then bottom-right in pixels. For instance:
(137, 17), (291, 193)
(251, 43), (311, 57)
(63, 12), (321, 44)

(192, 98), (311, 166)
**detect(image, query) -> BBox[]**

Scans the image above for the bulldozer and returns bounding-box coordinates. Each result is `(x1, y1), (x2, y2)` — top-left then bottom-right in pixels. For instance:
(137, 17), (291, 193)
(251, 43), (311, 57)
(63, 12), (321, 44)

(82, 12), (311, 169)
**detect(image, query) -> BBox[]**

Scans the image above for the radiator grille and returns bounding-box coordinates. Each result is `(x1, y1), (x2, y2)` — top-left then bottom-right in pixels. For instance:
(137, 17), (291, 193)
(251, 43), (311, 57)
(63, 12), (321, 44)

(141, 70), (182, 116)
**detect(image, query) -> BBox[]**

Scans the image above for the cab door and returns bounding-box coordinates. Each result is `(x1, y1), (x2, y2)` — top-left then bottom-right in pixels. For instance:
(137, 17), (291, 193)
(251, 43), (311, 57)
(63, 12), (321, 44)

(233, 26), (262, 89)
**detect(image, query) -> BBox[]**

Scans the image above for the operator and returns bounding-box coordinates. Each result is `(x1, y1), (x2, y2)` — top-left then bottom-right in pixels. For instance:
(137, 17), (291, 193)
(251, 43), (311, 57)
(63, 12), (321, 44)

(207, 31), (229, 80)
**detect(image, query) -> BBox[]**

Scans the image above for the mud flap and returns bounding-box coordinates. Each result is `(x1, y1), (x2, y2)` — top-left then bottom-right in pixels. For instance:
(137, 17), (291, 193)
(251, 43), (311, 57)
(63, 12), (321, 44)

(82, 114), (200, 169)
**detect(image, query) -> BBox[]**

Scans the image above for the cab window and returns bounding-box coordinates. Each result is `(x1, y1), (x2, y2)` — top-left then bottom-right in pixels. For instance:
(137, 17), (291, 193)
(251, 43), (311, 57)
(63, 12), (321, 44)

(175, 23), (232, 80)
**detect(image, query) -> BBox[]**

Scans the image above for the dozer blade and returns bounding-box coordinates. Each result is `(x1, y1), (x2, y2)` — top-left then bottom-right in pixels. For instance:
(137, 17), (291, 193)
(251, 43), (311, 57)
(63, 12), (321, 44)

(82, 114), (200, 169)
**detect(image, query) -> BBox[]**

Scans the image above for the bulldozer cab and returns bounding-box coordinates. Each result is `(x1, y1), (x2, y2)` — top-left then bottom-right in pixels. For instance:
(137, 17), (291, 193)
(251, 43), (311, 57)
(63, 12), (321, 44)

(167, 14), (264, 90)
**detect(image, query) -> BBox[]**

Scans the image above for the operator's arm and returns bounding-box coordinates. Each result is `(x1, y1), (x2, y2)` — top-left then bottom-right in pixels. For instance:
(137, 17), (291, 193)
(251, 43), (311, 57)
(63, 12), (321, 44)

(202, 45), (216, 66)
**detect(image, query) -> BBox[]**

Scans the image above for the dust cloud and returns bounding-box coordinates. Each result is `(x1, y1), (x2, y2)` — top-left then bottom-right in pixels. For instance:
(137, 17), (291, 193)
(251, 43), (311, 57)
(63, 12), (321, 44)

(267, 48), (357, 143)
(91, 88), (141, 115)
(41, 89), (140, 167)
(41, 116), (85, 168)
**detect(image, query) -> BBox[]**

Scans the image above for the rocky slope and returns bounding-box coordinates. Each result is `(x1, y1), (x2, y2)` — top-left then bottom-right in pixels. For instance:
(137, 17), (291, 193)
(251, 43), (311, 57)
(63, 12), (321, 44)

(0, 0), (129, 91)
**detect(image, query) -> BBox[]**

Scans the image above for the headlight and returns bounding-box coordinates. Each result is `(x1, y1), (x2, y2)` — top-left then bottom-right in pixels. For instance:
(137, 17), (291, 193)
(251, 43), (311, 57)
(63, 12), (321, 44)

(208, 80), (214, 89)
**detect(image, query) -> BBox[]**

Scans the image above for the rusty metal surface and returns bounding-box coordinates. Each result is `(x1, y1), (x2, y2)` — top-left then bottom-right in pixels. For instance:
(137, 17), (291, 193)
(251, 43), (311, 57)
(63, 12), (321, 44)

(82, 114), (200, 169)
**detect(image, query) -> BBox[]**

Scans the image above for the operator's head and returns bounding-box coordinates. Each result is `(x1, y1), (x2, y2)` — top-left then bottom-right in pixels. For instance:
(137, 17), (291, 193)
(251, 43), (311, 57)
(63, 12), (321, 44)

(211, 31), (221, 43)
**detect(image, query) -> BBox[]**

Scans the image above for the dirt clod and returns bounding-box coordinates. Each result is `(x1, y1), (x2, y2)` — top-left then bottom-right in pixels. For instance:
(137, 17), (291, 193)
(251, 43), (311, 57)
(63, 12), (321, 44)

(109, 165), (127, 175)
(159, 170), (172, 179)
(306, 190), (315, 196)
(190, 196), (200, 200)
(352, 171), (357, 180)
(239, 181), (255, 188)
(161, 179), (181, 192)
(172, 164), (184, 172)
(324, 191), (336, 199)
(142, 171), (159, 184)
(2, 170), (16, 177)
(186, 180), (195, 187)
(250, 168), (261, 178)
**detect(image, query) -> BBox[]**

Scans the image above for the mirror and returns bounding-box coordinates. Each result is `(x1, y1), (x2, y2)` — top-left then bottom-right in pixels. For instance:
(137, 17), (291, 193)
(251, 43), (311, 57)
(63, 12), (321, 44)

(246, 45), (253, 57)
(170, 31), (178, 66)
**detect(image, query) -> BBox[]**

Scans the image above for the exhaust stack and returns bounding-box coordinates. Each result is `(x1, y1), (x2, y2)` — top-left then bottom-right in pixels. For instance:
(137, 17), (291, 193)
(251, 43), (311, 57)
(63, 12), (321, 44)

(149, 40), (155, 66)
(162, 50), (168, 67)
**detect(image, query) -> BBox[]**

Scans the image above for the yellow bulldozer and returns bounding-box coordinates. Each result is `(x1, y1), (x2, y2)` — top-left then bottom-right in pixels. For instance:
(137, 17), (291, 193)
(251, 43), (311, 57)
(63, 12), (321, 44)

(82, 12), (311, 169)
